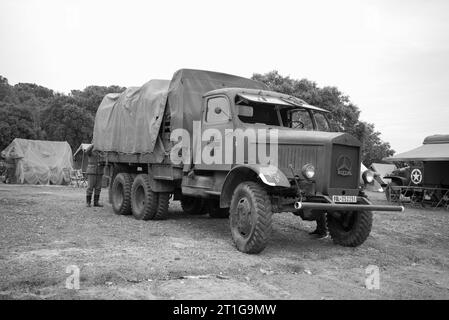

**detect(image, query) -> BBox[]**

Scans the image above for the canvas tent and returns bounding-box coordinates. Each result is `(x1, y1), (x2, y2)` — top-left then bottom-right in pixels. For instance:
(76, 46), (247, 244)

(0, 139), (73, 185)
(384, 135), (449, 162)
(92, 69), (269, 160)
(73, 143), (91, 172)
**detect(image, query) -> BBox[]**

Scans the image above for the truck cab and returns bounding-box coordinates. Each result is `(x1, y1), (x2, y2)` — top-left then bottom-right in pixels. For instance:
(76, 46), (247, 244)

(176, 87), (401, 253)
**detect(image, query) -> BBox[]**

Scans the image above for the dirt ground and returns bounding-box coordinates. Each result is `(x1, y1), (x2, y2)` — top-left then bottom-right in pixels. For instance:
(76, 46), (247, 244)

(0, 184), (448, 300)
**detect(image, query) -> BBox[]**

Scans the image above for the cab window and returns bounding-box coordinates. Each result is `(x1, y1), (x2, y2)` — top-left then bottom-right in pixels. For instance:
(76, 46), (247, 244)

(314, 112), (330, 131)
(206, 97), (230, 123)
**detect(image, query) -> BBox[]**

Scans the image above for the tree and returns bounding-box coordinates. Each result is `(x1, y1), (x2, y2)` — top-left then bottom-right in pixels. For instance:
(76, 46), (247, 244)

(252, 71), (394, 165)
(357, 121), (395, 166)
(14, 82), (54, 103)
(0, 76), (18, 104)
(71, 85), (126, 115)
(0, 75), (128, 153)
(41, 102), (94, 151)
(0, 103), (38, 151)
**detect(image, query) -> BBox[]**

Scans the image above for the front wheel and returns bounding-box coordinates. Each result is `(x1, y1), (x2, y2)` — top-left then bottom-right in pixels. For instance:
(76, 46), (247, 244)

(327, 210), (373, 247)
(229, 181), (272, 254)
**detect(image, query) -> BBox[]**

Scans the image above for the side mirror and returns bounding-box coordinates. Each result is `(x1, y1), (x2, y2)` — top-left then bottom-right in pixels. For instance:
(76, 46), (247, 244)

(215, 107), (222, 114)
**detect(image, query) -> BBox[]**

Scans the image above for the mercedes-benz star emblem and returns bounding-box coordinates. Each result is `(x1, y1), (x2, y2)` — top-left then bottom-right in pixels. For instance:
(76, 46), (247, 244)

(336, 155), (352, 176)
(411, 168), (423, 184)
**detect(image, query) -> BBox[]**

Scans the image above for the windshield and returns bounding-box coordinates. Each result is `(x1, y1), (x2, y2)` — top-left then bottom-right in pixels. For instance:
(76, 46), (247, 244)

(235, 96), (331, 131)
(314, 111), (331, 131)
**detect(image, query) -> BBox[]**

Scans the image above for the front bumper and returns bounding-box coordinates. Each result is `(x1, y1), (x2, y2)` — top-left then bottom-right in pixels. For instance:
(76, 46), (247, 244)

(290, 196), (404, 213)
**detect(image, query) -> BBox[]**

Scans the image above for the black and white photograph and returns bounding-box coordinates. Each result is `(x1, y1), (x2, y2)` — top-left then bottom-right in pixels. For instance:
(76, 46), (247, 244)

(0, 0), (448, 306)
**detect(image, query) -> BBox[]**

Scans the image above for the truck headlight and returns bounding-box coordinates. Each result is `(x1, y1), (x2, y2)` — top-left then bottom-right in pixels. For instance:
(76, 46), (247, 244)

(362, 170), (375, 184)
(302, 164), (315, 180)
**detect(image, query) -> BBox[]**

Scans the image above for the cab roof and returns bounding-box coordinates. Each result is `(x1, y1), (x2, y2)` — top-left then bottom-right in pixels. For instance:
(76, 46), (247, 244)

(204, 87), (330, 113)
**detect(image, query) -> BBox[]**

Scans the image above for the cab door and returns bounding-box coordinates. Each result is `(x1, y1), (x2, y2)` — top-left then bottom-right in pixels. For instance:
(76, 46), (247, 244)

(194, 95), (234, 171)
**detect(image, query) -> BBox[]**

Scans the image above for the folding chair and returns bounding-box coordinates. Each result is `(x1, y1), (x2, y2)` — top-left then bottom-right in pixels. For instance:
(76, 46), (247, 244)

(69, 169), (80, 187)
(76, 169), (88, 188)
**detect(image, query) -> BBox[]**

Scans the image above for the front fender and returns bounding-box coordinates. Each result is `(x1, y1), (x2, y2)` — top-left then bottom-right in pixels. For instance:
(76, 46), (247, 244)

(219, 164), (290, 208)
(249, 164), (290, 187)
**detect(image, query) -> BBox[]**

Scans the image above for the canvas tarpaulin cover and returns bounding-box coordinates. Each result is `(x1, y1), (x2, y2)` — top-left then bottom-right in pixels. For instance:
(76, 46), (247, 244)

(0, 138), (73, 185)
(93, 80), (170, 156)
(92, 69), (268, 159)
(167, 69), (269, 135)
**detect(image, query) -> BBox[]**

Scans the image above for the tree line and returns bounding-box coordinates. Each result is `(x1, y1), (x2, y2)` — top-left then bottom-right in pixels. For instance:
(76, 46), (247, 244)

(0, 75), (125, 154)
(0, 72), (394, 165)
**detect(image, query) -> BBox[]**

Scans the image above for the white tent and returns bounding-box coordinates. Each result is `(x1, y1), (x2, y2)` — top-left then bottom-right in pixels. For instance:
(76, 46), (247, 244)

(1, 138), (73, 185)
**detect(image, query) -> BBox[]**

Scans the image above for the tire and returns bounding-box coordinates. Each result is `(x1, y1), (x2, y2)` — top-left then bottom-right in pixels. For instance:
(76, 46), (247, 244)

(229, 181), (272, 254)
(207, 200), (229, 218)
(131, 174), (158, 220)
(181, 196), (206, 215)
(154, 192), (170, 220)
(327, 210), (373, 247)
(111, 173), (133, 215)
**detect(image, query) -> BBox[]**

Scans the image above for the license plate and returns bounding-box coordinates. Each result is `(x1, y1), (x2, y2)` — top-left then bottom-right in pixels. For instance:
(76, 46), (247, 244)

(332, 195), (357, 203)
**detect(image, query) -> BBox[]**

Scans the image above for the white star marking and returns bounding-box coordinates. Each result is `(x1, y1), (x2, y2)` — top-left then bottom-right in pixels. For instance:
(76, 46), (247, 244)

(411, 169), (422, 184)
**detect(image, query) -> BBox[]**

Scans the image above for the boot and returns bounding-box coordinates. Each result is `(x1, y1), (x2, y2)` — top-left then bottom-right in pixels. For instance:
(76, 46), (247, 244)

(93, 194), (103, 207)
(309, 215), (328, 238)
(86, 195), (92, 207)
(309, 228), (328, 238)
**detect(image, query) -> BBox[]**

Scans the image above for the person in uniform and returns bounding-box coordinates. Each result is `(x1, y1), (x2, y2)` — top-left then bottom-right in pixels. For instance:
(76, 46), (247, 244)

(85, 144), (105, 207)
(309, 212), (328, 238)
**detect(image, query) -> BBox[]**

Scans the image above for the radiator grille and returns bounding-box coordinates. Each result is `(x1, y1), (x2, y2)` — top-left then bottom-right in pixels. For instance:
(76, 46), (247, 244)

(278, 145), (319, 176)
(330, 144), (360, 189)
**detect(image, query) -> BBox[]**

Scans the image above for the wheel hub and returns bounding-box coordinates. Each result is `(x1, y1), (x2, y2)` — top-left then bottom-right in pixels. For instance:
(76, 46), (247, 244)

(339, 211), (356, 231)
(236, 198), (252, 236)
(114, 184), (124, 207)
(135, 185), (145, 212)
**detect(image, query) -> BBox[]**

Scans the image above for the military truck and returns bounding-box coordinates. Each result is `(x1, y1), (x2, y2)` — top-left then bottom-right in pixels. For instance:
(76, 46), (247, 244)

(93, 69), (403, 254)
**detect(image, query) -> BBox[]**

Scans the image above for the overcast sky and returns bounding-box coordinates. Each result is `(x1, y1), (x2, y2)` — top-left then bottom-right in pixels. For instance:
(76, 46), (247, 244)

(1, 0), (448, 153)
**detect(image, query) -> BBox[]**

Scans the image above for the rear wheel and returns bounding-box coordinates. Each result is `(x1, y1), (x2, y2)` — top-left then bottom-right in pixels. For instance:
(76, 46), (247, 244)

(131, 174), (158, 220)
(181, 196), (206, 215)
(327, 210), (372, 247)
(229, 181), (272, 254)
(154, 192), (170, 220)
(111, 173), (133, 215)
